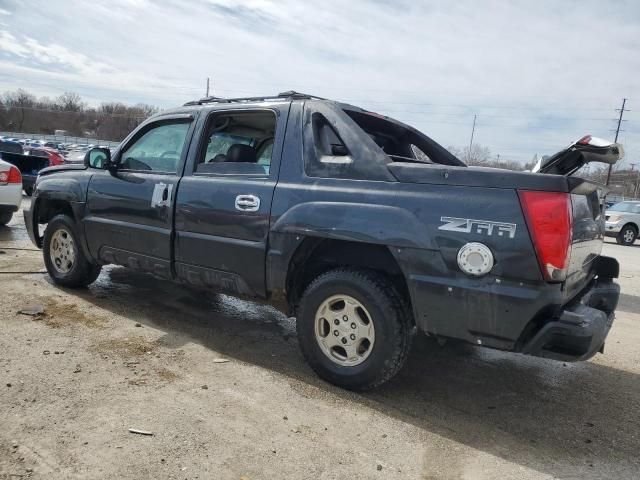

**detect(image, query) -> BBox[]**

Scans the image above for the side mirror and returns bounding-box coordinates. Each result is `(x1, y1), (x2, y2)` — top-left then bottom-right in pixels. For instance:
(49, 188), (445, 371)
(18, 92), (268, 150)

(84, 147), (111, 169)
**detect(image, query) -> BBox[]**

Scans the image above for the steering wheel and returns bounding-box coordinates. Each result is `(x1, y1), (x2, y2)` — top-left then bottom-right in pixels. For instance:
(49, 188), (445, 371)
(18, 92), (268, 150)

(160, 151), (177, 158)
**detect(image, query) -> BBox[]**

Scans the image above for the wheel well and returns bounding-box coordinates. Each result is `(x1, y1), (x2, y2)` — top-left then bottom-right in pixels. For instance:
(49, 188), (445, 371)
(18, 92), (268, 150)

(37, 199), (75, 224)
(621, 222), (638, 234)
(286, 238), (412, 317)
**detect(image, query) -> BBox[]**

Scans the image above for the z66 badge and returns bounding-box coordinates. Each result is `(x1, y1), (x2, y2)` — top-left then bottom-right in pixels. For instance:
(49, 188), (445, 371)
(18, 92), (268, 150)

(438, 217), (517, 238)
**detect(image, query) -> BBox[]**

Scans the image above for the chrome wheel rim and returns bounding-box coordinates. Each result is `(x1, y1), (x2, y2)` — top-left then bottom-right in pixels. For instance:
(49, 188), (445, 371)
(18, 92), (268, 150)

(314, 294), (375, 367)
(50, 228), (76, 274)
(624, 229), (635, 243)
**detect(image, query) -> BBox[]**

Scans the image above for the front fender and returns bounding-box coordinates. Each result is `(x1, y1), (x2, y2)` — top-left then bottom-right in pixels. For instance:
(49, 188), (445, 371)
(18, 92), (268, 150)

(35, 175), (88, 203)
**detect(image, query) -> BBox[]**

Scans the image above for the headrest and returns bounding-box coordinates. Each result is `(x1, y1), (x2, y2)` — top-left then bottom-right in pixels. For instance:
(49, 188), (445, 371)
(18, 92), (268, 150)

(226, 144), (256, 163)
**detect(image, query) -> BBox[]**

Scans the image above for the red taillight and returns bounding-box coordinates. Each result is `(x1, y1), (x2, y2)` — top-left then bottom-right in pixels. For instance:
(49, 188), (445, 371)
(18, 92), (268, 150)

(518, 190), (572, 282)
(0, 166), (21, 184)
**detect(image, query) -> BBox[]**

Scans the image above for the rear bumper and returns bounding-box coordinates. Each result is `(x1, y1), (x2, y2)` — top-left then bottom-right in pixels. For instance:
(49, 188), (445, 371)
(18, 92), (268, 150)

(521, 279), (619, 361)
(0, 183), (22, 210)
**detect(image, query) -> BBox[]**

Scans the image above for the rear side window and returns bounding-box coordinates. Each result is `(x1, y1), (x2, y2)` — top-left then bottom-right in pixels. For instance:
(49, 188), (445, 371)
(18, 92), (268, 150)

(195, 111), (276, 176)
(302, 101), (398, 182)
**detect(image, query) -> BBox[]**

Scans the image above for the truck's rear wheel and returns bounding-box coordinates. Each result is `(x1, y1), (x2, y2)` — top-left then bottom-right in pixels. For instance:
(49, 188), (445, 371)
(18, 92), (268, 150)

(616, 224), (637, 246)
(297, 268), (412, 390)
(43, 214), (101, 288)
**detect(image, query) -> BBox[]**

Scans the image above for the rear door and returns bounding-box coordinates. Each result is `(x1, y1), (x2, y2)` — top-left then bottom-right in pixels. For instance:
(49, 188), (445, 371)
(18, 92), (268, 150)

(84, 114), (196, 278)
(173, 103), (290, 297)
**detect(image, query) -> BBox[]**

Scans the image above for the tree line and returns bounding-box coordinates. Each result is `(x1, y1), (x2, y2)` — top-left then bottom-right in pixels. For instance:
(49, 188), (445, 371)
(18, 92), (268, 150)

(0, 89), (158, 141)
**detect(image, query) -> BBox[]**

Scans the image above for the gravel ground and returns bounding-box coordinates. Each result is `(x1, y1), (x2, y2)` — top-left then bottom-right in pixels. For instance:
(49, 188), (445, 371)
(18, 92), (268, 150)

(1, 198), (639, 479)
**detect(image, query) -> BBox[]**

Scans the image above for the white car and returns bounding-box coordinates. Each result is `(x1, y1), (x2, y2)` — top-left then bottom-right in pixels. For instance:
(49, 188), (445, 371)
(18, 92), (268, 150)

(605, 201), (640, 245)
(0, 158), (22, 225)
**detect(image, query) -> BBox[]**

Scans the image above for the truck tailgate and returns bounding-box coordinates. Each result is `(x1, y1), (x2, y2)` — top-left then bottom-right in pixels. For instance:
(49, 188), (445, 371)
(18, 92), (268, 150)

(564, 178), (606, 300)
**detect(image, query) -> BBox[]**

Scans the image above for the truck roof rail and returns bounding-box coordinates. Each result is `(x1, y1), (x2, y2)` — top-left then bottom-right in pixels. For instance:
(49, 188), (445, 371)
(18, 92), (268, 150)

(183, 91), (325, 106)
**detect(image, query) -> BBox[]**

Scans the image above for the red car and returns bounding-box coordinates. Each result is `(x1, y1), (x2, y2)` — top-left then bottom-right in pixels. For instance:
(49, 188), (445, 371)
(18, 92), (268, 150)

(24, 147), (65, 167)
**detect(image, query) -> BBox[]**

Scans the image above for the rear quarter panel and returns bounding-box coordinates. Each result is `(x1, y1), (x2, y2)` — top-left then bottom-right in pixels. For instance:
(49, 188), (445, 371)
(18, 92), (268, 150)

(272, 168), (553, 350)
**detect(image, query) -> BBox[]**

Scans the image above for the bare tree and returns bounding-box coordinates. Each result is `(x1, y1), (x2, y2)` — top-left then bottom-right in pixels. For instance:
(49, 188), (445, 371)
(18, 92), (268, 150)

(55, 92), (85, 112)
(3, 89), (36, 131)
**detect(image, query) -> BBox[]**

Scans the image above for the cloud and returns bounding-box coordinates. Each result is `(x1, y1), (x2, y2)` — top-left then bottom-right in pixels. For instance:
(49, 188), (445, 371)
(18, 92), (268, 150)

(0, 0), (638, 162)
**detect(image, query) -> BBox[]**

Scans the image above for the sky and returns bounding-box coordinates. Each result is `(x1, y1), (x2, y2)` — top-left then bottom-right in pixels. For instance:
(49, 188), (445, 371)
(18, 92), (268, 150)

(0, 0), (639, 164)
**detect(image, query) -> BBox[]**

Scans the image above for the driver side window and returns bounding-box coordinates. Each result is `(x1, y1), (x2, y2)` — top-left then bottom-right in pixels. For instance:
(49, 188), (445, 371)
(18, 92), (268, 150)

(120, 121), (191, 173)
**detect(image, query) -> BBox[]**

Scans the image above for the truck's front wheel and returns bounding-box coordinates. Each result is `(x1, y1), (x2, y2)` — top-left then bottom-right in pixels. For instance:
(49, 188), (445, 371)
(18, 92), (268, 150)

(43, 214), (101, 288)
(297, 268), (412, 390)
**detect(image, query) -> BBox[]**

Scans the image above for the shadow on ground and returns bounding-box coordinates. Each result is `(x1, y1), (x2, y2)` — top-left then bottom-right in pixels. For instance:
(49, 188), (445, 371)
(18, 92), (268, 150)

(50, 265), (640, 478)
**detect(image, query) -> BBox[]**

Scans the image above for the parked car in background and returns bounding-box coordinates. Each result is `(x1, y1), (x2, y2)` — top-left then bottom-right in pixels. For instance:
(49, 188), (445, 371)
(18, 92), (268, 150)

(0, 139), (24, 154)
(0, 158), (22, 225)
(63, 150), (88, 164)
(24, 147), (65, 168)
(0, 141), (50, 196)
(605, 201), (640, 245)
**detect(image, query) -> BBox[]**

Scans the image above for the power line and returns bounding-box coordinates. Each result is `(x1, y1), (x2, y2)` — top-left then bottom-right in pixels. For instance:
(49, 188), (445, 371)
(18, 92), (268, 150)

(467, 114), (477, 161)
(606, 98), (629, 185)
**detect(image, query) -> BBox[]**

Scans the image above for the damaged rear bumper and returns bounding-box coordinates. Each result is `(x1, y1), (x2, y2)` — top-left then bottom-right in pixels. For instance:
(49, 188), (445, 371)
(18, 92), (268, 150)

(521, 279), (619, 362)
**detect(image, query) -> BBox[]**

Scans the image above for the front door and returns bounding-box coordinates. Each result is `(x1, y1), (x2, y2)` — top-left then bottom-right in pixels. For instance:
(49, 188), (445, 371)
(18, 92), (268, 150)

(173, 105), (289, 297)
(84, 115), (195, 279)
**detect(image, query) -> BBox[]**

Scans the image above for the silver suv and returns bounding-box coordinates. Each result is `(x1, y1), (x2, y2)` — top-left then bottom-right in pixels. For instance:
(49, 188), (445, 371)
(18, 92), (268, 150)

(605, 201), (640, 245)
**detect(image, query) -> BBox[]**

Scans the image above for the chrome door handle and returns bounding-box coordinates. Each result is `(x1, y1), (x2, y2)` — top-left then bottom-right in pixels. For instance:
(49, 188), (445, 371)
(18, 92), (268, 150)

(235, 194), (260, 212)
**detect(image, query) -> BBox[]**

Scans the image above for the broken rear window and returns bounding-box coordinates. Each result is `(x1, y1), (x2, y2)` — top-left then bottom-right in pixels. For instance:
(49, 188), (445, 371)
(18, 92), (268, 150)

(342, 108), (463, 166)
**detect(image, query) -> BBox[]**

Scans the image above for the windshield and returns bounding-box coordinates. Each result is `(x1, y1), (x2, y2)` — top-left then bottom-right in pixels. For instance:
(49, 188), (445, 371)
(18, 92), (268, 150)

(609, 202), (640, 212)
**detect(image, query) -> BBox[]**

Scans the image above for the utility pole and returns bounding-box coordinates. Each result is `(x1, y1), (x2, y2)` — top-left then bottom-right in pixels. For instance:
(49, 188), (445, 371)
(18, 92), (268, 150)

(467, 114), (477, 162)
(206, 77), (210, 97)
(606, 98), (628, 185)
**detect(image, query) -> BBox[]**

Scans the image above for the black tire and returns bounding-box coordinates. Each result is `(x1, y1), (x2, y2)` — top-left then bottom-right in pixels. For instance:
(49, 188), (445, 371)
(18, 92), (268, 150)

(43, 214), (101, 288)
(0, 212), (12, 226)
(616, 224), (637, 246)
(297, 268), (412, 390)
(24, 185), (33, 196)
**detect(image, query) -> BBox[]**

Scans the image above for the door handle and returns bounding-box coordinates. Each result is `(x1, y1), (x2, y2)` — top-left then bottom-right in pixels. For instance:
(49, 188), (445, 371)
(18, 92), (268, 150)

(151, 183), (173, 208)
(235, 195), (260, 212)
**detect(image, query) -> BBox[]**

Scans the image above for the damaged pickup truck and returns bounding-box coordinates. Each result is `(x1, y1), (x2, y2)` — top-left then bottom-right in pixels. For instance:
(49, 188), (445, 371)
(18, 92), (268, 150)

(24, 92), (622, 389)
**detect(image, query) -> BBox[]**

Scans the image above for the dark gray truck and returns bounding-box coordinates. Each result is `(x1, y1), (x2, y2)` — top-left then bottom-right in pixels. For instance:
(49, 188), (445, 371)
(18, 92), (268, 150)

(24, 92), (622, 389)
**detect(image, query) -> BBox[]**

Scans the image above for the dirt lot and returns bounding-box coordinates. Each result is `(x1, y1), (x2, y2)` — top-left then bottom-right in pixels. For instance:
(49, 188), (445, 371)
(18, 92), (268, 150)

(1, 199), (639, 480)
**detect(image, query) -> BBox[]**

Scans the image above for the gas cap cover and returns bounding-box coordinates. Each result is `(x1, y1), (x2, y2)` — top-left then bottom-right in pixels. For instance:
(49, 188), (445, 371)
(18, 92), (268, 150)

(457, 242), (494, 276)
